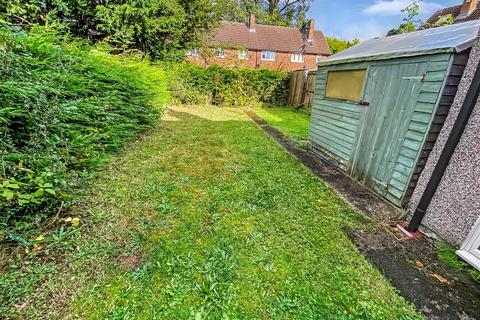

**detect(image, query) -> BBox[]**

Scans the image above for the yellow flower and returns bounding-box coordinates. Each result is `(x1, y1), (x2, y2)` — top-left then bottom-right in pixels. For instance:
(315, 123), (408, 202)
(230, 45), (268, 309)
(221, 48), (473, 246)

(71, 217), (80, 227)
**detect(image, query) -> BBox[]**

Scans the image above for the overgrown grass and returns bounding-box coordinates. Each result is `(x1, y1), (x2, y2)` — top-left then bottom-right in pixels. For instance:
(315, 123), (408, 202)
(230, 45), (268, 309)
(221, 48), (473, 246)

(436, 241), (480, 283)
(1, 106), (421, 319)
(253, 106), (311, 145)
(0, 26), (168, 236)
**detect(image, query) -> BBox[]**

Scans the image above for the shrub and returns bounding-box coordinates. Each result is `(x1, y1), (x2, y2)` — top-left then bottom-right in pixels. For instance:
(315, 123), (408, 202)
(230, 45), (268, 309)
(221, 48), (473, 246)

(167, 63), (289, 107)
(0, 26), (168, 233)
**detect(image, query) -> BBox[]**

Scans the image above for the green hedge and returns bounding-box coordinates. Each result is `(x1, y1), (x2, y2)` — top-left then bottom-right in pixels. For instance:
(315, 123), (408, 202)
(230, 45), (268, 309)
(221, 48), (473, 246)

(167, 63), (289, 107)
(0, 27), (168, 233)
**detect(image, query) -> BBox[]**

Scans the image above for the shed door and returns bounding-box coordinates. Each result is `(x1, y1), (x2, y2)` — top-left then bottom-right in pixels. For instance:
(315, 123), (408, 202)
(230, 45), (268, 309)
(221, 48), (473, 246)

(351, 63), (427, 199)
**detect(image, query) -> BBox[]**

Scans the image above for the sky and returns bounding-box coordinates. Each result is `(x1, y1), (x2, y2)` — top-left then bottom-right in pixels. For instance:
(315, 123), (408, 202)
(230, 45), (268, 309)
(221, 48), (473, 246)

(310, 0), (460, 40)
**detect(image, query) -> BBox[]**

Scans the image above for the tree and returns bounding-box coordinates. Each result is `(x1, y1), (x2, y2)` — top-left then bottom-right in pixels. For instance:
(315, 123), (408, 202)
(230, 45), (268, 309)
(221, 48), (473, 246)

(218, 0), (312, 27)
(1, 0), (224, 60)
(387, 0), (422, 36)
(326, 37), (360, 55)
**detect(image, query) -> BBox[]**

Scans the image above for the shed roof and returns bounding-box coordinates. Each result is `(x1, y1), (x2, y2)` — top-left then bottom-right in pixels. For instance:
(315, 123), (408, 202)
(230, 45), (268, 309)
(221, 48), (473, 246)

(322, 20), (480, 66)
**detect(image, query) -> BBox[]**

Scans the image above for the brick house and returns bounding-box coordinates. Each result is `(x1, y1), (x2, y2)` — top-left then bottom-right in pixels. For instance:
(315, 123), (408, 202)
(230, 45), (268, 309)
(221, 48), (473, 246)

(427, 0), (480, 24)
(186, 15), (331, 71)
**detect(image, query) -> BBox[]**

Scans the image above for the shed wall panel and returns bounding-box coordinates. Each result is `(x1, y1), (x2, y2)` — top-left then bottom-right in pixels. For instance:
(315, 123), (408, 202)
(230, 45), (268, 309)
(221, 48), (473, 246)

(308, 52), (455, 206)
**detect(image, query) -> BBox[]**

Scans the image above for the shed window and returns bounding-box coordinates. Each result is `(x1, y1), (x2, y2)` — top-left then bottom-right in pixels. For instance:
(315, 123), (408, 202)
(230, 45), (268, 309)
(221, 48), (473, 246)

(325, 69), (366, 102)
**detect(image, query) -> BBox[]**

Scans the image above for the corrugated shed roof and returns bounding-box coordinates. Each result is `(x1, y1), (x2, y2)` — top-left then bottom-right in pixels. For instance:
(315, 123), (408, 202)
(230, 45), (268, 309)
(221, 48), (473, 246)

(323, 20), (480, 65)
(210, 22), (331, 55)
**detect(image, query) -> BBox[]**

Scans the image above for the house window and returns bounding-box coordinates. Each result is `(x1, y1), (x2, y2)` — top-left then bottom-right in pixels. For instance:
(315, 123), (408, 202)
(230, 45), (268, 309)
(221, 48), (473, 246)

(316, 55), (323, 64)
(325, 69), (367, 102)
(291, 53), (304, 63)
(187, 48), (200, 57)
(261, 51), (276, 61)
(216, 48), (225, 58)
(239, 49), (248, 60)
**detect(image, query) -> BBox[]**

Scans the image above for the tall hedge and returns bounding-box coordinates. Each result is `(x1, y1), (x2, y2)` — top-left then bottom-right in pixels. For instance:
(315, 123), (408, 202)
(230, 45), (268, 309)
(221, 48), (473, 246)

(167, 63), (289, 107)
(0, 27), (168, 233)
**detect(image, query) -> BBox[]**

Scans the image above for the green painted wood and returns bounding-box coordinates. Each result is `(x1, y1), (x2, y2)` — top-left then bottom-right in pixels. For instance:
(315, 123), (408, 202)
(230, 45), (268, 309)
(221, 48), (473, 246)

(310, 130), (353, 150)
(310, 119), (357, 139)
(350, 62), (428, 201)
(314, 126), (356, 144)
(421, 81), (444, 93)
(308, 52), (453, 206)
(415, 102), (437, 113)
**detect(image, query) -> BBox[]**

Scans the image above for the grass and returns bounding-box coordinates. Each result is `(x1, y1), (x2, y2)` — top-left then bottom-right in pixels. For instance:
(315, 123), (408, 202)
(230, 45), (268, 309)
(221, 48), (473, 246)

(1, 106), (421, 319)
(253, 106), (311, 145)
(435, 241), (480, 283)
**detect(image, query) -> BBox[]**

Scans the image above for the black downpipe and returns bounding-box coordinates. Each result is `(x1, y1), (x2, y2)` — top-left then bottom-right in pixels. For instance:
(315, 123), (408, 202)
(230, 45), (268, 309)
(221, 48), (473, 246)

(407, 58), (480, 232)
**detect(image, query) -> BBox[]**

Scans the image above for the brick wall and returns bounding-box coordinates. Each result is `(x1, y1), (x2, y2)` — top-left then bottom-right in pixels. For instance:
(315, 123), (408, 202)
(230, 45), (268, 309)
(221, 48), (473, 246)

(187, 49), (326, 71)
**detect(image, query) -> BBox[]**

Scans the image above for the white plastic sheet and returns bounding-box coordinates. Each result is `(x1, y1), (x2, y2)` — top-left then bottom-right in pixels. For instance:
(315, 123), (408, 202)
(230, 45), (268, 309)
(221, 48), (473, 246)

(326, 20), (480, 64)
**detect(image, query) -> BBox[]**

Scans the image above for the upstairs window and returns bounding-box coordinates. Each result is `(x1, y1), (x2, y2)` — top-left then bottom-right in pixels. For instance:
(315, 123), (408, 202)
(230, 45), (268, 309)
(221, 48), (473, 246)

(216, 48), (225, 58)
(239, 49), (248, 60)
(291, 53), (304, 63)
(325, 69), (367, 102)
(187, 48), (200, 57)
(261, 51), (276, 61)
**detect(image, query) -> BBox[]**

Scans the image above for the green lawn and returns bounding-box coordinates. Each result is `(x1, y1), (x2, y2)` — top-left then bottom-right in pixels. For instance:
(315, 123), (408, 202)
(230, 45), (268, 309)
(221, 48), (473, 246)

(1, 106), (420, 319)
(253, 107), (311, 144)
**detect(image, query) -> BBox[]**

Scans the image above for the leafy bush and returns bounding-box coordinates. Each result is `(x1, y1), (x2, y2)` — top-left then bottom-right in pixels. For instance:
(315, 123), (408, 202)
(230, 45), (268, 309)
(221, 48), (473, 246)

(0, 26), (168, 233)
(2, 0), (222, 61)
(167, 63), (289, 107)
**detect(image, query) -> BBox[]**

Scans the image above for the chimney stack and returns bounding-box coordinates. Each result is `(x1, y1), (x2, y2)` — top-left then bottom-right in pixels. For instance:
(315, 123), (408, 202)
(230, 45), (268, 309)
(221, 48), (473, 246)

(248, 14), (256, 32)
(460, 0), (478, 16)
(307, 19), (315, 41)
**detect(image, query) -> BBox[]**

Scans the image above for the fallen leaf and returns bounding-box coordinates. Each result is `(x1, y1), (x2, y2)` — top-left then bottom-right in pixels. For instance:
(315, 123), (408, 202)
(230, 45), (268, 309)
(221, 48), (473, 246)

(431, 273), (448, 283)
(64, 217), (72, 222)
(415, 261), (424, 269)
(16, 303), (26, 312)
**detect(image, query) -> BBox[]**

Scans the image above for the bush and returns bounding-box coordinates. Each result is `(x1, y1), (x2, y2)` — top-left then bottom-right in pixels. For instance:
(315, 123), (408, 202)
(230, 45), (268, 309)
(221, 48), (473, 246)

(167, 63), (289, 107)
(0, 26), (168, 233)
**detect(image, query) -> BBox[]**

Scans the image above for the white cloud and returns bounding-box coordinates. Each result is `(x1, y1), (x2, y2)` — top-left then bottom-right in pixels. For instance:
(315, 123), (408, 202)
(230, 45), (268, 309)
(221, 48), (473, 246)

(363, 0), (443, 16)
(338, 20), (390, 41)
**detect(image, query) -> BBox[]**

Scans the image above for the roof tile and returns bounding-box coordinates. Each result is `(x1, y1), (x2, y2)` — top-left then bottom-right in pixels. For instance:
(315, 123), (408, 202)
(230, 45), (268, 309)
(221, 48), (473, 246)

(210, 22), (331, 55)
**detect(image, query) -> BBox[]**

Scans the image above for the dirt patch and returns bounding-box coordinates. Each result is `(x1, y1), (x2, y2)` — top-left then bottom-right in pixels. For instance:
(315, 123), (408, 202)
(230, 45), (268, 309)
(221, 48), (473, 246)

(118, 255), (141, 270)
(345, 226), (480, 320)
(246, 111), (402, 222)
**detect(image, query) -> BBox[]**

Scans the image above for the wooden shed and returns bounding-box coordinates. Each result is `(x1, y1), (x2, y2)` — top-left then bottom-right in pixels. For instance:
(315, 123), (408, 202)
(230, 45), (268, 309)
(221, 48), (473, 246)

(308, 21), (480, 207)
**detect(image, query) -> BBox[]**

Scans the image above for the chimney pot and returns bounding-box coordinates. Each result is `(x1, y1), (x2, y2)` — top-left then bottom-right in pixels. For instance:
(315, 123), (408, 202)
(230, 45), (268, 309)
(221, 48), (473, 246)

(460, 0), (478, 16)
(248, 14), (256, 32)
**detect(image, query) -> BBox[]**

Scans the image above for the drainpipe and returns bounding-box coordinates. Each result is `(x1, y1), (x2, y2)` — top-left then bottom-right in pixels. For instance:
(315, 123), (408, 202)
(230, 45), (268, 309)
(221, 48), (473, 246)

(407, 57), (480, 232)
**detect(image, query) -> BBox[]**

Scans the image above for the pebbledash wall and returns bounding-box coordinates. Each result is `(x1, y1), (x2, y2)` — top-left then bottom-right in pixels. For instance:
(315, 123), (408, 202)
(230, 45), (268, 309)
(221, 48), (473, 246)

(187, 49), (323, 71)
(409, 36), (480, 246)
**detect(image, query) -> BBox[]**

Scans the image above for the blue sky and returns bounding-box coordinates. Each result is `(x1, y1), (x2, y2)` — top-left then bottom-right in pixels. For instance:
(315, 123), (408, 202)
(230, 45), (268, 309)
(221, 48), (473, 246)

(310, 0), (460, 40)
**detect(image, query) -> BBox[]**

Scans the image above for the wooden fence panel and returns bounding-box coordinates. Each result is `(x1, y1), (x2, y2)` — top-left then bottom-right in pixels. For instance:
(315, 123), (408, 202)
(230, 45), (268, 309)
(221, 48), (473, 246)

(287, 70), (317, 108)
